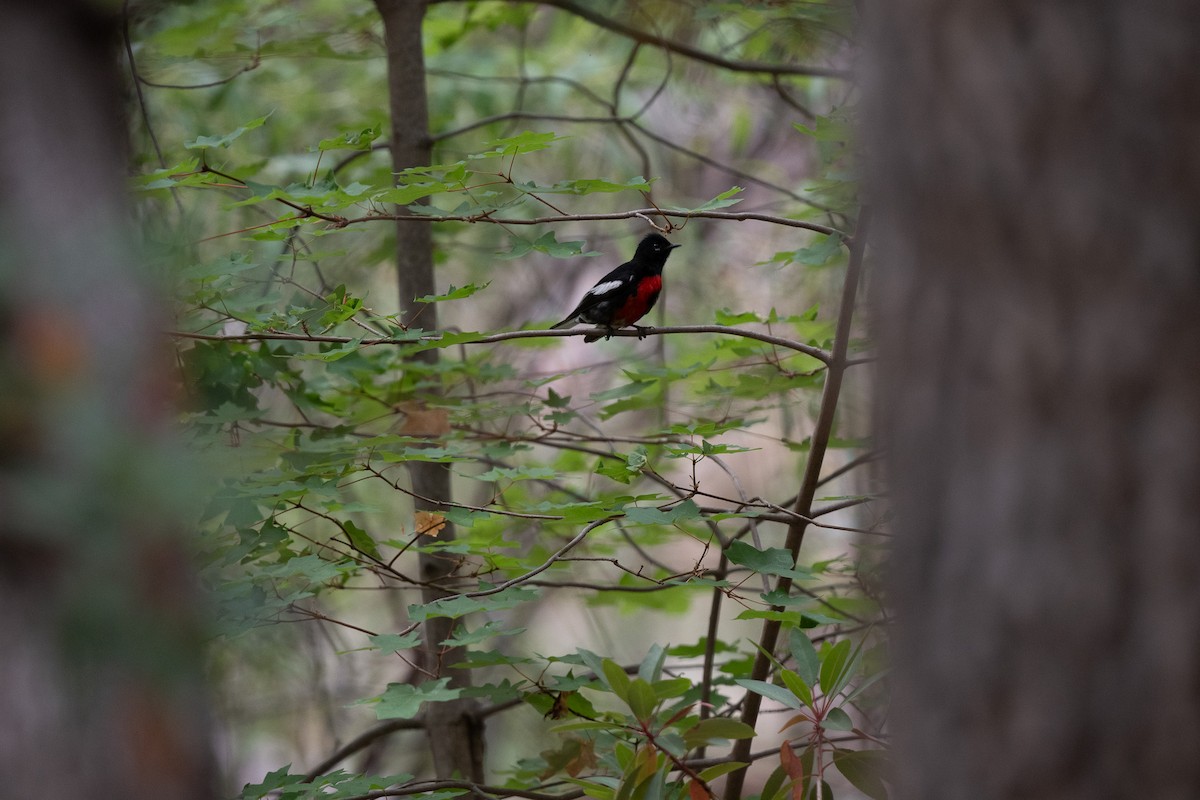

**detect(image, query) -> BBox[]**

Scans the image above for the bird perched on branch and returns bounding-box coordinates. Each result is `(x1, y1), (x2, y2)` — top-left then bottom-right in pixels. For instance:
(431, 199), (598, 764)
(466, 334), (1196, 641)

(551, 233), (681, 342)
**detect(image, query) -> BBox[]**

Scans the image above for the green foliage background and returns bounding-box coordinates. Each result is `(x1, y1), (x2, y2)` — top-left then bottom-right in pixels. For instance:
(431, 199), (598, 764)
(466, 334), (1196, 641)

(129, 1), (884, 798)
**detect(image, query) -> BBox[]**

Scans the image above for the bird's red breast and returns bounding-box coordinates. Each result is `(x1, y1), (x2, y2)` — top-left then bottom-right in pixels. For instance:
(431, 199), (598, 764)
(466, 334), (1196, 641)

(611, 274), (662, 327)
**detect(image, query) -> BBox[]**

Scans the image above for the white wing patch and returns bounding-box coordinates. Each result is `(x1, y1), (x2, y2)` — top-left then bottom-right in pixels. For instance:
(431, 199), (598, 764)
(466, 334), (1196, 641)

(585, 279), (624, 297)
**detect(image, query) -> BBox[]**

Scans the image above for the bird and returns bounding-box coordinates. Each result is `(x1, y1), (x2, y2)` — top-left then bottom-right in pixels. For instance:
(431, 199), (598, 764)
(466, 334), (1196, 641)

(551, 233), (681, 342)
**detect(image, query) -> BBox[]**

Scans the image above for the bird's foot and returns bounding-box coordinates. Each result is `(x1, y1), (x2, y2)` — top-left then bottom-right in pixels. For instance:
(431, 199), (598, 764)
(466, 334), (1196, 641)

(633, 325), (653, 340)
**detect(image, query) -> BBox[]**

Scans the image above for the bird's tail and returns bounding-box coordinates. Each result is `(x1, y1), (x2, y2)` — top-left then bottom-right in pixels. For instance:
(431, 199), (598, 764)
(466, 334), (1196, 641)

(550, 315), (577, 330)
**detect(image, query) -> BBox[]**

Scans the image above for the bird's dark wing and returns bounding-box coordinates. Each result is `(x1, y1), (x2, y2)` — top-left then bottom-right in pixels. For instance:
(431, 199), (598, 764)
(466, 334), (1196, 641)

(551, 260), (636, 328)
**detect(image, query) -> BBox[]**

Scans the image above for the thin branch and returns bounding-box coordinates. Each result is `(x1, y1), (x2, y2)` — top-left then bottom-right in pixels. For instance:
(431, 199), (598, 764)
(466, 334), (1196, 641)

(456, 517), (616, 599)
(482, 0), (852, 80)
(725, 208), (871, 800)
(428, 108), (832, 211)
(304, 720), (425, 781)
(343, 207), (847, 238)
(167, 325), (833, 363)
(121, 2), (167, 170)
(625, 118), (833, 211)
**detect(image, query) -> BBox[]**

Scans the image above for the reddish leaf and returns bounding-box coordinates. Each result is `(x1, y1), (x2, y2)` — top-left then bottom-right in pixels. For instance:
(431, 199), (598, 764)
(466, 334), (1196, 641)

(780, 743), (805, 800)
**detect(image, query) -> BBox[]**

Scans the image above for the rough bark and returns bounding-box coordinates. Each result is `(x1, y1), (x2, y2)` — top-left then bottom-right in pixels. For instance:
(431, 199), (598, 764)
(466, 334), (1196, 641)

(869, 2), (1200, 798)
(0, 4), (212, 798)
(373, 0), (485, 782)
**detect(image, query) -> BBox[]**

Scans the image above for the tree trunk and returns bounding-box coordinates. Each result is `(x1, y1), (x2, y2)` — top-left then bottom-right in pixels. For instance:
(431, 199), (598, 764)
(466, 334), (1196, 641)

(0, 4), (212, 798)
(869, 2), (1200, 798)
(373, 0), (485, 782)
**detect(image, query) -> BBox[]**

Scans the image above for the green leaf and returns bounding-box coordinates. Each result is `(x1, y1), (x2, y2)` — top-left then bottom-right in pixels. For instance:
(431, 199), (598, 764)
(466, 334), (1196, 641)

(292, 338), (364, 362)
(734, 679), (803, 710)
(735, 609), (804, 624)
(823, 706), (853, 731)
(726, 541), (795, 574)
(779, 668), (814, 709)
(472, 464), (559, 482)
(667, 638), (737, 659)
(819, 639), (857, 698)
(596, 448), (647, 484)
(714, 308), (762, 325)
(794, 114), (852, 143)
(795, 234), (844, 268)
(470, 130), (567, 158)
(638, 643), (667, 683)
(376, 182), (448, 205)
(416, 282), (490, 303)
(407, 586), (538, 621)
(626, 678), (657, 720)
(686, 186), (744, 212)
(518, 176), (654, 195)
(602, 659), (632, 702)
(564, 778), (617, 800)
(317, 123), (382, 151)
(624, 500), (700, 525)
(342, 520), (380, 559)
(185, 112), (273, 149)
(698, 762), (750, 782)
(376, 678), (461, 719)
(238, 764), (305, 798)
(441, 620), (526, 647)
(789, 629), (821, 688)
(591, 381), (654, 402)
(831, 750), (890, 800)
(369, 632), (422, 654)
(683, 718), (757, 749)
(498, 231), (592, 260)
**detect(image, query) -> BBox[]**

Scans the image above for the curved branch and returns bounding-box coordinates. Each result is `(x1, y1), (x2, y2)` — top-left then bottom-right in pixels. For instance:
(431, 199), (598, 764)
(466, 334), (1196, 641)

(346, 208), (847, 239)
(483, 0), (852, 80)
(303, 719), (425, 781)
(168, 324), (833, 363)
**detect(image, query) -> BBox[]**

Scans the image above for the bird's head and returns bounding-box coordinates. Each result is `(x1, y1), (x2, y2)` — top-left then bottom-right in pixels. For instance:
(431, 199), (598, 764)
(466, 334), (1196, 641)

(637, 233), (682, 259)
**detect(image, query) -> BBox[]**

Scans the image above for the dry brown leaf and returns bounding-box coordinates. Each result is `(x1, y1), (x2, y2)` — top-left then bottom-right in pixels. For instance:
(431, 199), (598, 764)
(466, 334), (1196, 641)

(414, 510), (447, 538)
(781, 742), (805, 800)
(396, 401), (450, 436)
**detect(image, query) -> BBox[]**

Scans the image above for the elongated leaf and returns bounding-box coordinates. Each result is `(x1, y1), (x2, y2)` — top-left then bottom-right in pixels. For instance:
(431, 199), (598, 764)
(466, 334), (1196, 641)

(698, 762), (749, 782)
(626, 679), (657, 720)
(819, 639), (853, 696)
(788, 629), (821, 688)
(822, 706), (853, 731)
(683, 718), (757, 748)
(735, 679), (803, 710)
(342, 520), (380, 559)
(779, 668), (814, 709)
(638, 643), (667, 683)
(602, 659), (632, 702)
(831, 750), (890, 800)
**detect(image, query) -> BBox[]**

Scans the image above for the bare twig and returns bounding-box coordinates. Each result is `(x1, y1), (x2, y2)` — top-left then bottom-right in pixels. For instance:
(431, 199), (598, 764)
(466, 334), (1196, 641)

(465, 0), (852, 80)
(725, 208), (871, 800)
(167, 324), (833, 363)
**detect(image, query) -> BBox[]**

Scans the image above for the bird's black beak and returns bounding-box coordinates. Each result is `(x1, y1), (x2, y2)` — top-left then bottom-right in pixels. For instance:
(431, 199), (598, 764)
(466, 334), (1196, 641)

(669, 243), (682, 249)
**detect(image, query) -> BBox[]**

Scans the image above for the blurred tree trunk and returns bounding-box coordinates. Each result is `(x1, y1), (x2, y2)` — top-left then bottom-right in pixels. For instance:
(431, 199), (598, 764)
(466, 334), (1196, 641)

(373, 0), (485, 783)
(869, 2), (1200, 798)
(0, 4), (212, 799)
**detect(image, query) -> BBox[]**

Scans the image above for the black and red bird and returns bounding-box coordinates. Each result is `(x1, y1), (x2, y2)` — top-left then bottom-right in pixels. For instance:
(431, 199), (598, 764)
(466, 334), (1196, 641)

(551, 233), (681, 342)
